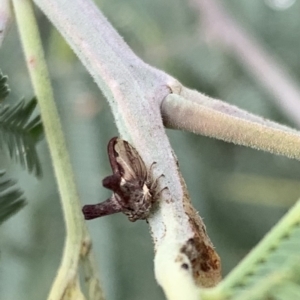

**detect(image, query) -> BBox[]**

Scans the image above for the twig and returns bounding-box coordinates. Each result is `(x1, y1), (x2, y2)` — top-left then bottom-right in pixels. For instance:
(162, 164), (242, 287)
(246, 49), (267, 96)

(162, 94), (300, 160)
(12, 0), (104, 299)
(180, 86), (300, 135)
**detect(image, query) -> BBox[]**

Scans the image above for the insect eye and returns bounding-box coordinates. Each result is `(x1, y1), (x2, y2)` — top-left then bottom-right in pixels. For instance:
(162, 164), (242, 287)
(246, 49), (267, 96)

(181, 263), (189, 270)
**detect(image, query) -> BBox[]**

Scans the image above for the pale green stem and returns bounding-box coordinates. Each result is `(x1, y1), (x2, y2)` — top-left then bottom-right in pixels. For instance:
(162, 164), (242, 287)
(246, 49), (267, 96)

(162, 95), (300, 161)
(12, 1), (104, 299)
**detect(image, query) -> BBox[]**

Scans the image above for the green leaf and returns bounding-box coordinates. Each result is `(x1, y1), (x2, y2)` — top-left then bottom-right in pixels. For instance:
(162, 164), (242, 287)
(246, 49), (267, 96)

(0, 70), (10, 102)
(229, 245), (300, 300)
(201, 200), (300, 300)
(0, 97), (43, 177)
(0, 170), (26, 224)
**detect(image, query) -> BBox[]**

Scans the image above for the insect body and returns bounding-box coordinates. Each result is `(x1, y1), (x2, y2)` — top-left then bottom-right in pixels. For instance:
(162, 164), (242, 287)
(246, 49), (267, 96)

(82, 137), (159, 222)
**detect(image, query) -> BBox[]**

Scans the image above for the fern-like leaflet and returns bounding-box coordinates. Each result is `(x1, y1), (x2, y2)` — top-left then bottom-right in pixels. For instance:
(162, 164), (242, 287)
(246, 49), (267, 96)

(0, 70), (43, 177)
(0, 170), (26, 224)
(0, 69), (43, 223)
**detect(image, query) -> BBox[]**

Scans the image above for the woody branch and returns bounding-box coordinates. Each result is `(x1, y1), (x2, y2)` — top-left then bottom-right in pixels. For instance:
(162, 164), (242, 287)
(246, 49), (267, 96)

(32, 0), (300, 298)
(32, 0), (221, 297)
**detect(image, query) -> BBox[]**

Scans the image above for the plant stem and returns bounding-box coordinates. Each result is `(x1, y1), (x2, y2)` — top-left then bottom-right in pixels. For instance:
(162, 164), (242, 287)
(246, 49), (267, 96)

(162, 94), (300, 161)
(12, 0), (104, 299)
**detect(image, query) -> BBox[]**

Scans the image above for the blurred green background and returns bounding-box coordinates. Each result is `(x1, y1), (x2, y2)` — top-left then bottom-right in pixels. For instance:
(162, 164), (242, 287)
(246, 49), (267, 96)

(1, 0), (300, 299)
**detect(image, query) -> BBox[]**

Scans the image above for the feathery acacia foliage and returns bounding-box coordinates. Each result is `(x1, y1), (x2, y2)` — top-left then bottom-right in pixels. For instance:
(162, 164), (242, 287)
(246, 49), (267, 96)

(0, 70), (43, 177)
(201, 200), (300, 300)
(0, 170), (26, 224)
(229, 208), (300, 300)
(0, 72), (10, 102)
(0, 69), (43, 224)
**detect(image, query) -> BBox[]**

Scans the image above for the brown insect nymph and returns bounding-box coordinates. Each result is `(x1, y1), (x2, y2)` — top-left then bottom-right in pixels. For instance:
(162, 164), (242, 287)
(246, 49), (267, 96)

(82, 137), (159, 222)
